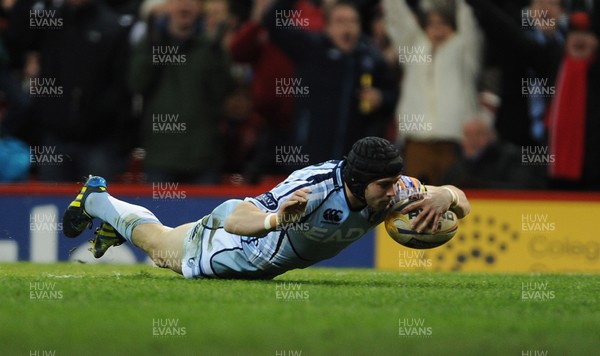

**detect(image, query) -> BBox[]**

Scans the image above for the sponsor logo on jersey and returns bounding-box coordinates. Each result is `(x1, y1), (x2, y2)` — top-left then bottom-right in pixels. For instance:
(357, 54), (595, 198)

(304, 227), (365, 243)
(322, 208), (343, 224)
(255, 192), (278, 210)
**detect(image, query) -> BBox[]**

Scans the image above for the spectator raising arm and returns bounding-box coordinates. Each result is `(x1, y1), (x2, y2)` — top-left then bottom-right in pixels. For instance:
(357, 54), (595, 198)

(228, 0), (275, 63)
(383, 0), (422, 49)
(456, 0), (483, 79)
(228, 21), (264, 63)
(465, 0), (555, 63)
(262, 0), (320, 63)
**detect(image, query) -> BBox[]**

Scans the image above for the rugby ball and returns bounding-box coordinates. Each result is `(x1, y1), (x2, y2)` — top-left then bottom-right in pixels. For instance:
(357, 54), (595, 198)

(384, 199), (458, 249)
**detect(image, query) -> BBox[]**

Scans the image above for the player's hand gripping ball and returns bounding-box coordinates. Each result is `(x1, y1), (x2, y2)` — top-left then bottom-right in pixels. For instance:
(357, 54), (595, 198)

(384, 198), (458, 249)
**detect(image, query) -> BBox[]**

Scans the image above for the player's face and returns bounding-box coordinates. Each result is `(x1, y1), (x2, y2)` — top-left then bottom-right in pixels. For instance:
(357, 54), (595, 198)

(364, 176), (399, 210)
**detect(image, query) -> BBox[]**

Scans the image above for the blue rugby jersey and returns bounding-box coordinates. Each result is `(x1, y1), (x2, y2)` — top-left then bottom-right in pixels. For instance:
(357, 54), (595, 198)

(241, 160), (423, 273)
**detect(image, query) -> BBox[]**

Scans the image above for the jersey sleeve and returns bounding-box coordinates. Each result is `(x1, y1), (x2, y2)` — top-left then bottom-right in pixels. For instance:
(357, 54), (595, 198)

(244, 163), (339, 213)
(393, 175), (426, 204)
(245, 179), (327, 214)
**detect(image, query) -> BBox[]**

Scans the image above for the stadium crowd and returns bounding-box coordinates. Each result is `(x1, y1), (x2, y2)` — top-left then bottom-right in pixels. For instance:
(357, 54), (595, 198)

(0, 0), (598, 190)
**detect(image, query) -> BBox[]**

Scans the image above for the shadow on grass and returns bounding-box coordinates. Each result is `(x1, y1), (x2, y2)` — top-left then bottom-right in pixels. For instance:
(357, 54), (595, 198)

(267, 278), (401, 288)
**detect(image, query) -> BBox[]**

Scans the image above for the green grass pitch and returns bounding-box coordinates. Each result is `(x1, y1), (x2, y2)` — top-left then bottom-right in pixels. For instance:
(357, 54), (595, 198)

(1, 263), (599, 355)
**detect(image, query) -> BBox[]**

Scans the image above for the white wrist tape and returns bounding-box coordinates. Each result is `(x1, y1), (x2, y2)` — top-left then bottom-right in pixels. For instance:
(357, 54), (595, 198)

(263, 213), (278, 230)
(443, 186), (459, 208)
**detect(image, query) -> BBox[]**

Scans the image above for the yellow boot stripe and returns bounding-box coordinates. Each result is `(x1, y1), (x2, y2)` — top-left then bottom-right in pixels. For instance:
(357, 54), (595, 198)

(69, 201), (81, 208)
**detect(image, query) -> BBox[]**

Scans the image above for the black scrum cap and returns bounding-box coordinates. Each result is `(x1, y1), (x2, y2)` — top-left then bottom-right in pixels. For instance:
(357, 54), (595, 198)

(342, 137), (403, 203)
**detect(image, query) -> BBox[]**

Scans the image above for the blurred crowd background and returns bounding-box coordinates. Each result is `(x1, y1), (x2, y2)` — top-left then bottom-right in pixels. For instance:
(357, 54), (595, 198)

(0, 0), (598, 190)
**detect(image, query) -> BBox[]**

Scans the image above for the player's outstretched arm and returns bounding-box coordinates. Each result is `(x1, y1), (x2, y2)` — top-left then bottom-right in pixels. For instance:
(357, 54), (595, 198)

(224, 188), (311, 237)
(434, 185), (471, 219)
(401, 185), (471, 233)
(224, 201), (276, 237)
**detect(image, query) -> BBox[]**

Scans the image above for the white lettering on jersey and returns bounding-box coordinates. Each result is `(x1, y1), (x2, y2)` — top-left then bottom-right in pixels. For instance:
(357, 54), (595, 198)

(304, 227), (366, 242)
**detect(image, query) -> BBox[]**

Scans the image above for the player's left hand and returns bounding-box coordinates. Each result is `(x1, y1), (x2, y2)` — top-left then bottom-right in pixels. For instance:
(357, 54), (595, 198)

(400, 186), (452, 233)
